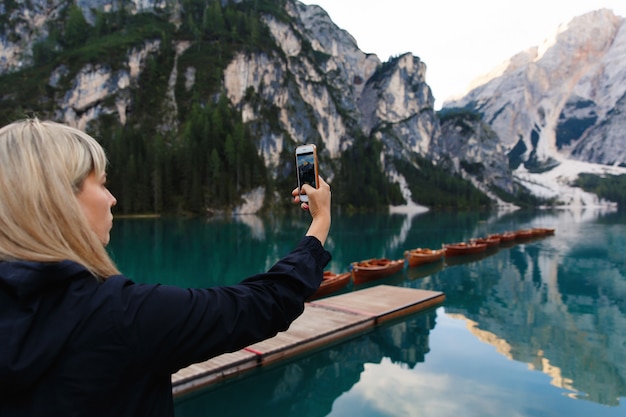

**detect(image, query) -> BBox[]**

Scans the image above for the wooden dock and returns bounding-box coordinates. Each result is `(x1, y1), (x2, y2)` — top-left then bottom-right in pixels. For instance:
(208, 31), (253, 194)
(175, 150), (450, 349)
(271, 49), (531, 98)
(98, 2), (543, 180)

(172, 285), (445, 396)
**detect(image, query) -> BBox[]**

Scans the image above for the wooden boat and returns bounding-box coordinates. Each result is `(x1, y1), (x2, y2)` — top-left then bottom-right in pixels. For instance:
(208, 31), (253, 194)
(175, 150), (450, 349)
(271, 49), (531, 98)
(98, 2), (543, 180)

(474, 236), (500, 248)
(444, 249), (489, 266)
(493, 231), (516, 242)
(308, 271), (351, 300)
(531, 227), (555, 236)
(515, 229), (535, 240)
(491, 231), (516, 247)
(443, 241), (487, 257)
(404, 248), (445, 268)
(350, 258), (405, 284)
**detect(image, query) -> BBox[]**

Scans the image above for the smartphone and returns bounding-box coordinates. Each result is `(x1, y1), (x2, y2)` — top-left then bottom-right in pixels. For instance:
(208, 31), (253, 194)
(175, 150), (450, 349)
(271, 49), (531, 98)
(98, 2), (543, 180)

(295, 144), (319, 203)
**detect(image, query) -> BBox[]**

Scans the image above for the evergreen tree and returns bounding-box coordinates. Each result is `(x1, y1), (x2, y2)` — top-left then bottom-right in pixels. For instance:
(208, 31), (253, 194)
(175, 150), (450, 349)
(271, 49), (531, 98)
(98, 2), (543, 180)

(63, 5), (92, 48)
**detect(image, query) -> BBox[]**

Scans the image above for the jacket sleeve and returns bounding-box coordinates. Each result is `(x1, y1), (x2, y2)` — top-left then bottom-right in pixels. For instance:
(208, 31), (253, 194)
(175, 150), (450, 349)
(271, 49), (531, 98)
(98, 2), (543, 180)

(113, 236), (331, 374)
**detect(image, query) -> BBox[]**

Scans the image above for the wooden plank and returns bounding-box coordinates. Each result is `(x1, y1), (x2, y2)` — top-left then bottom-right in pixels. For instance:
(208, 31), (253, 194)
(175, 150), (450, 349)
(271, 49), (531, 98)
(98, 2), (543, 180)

(172, 350), (258, 396)
(171, 285), (445, 397)
(244, 303), (373, 366)
(309, 285), (445, 324)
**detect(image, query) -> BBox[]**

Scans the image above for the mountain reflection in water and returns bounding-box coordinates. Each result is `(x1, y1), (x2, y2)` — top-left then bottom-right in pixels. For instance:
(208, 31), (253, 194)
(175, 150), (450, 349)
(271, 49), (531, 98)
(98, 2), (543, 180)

(175, 311), (436, 417)
(404, 210), (626, 408)
(108, 208), (626, 416)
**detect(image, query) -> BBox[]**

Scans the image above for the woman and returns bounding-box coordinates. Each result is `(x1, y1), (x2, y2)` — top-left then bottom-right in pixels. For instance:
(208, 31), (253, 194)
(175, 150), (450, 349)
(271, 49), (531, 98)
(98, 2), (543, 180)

(0, 118), (331, 416)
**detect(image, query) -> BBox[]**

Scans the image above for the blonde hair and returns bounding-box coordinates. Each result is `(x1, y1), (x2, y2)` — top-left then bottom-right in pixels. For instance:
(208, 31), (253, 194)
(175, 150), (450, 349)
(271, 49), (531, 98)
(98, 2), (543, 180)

(0, 118), (119, 279)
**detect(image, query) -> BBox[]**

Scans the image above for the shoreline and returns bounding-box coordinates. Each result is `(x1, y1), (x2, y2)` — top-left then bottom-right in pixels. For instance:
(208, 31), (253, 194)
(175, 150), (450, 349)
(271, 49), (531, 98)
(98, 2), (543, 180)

(114, 213), (161, 219)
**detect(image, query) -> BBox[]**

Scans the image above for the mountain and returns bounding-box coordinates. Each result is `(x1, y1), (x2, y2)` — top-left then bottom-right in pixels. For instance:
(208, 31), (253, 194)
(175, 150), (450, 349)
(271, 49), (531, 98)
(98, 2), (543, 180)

(1, 1), (625, 213)
(444, 9), (626, 206)
(3, 0), (496, 213)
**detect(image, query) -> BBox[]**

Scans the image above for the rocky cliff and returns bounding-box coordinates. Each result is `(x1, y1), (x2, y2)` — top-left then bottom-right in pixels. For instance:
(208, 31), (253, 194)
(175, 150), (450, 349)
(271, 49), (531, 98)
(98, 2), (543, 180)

(223, 1), (450, 205)
(446, 9), (626, 170)
(2, 1), (625, 211)
(3, 0), (470, 211)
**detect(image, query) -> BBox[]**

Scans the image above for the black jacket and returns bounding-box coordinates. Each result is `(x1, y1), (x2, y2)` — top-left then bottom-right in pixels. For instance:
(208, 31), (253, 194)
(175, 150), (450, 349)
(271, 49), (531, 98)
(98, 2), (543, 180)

(0, 236), (330, 416)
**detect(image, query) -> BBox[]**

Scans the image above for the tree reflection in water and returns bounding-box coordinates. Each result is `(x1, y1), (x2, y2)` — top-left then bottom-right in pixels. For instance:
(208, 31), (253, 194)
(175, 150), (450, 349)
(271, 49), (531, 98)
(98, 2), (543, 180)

(111, 210), (626, 414)
(409, 215), (626, 407)
(175, 310), (438, 417)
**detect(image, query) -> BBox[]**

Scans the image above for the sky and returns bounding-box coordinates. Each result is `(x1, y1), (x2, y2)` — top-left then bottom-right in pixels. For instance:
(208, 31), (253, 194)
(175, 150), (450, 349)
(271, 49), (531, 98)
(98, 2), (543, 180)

(300, 0), (626, 109)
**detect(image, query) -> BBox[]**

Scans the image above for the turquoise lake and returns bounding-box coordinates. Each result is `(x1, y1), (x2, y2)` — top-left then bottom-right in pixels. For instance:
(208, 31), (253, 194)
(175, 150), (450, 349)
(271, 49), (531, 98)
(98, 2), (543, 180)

(107, 208), (626, 417)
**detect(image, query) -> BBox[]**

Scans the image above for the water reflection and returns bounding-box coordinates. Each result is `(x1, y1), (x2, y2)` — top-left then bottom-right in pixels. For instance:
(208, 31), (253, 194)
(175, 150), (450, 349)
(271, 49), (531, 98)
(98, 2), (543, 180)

(109, 209), (626, 414)
(109, 214), (315, 287)
(175, 310), (438, 417)
(408, 212), (626, 407)
(405, 259), (445, 281)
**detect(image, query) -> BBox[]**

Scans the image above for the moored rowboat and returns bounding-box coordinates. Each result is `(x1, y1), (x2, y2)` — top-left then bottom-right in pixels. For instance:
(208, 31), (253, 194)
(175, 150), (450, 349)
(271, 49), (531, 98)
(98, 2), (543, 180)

(531, 227), (555, 236)
(493, 231), (516, 242)
(404, 248), (445, 268)
(474, 236), (500, 248)
(443, 241), (487, 257)
(515, 229), (535, 240)
(350, 258), (405, 284)
(493, 231), (516, 247)
(308, 271), (351, 300)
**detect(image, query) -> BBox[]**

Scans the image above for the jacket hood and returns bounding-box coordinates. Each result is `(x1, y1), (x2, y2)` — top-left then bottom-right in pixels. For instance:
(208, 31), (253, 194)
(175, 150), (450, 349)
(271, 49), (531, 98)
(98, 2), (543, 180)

(0, 260), (95, 393)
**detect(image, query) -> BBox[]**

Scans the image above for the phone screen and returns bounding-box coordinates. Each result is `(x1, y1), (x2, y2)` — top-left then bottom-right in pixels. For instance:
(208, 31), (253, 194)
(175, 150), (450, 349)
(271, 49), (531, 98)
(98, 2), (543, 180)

(297, 151), (317, 189)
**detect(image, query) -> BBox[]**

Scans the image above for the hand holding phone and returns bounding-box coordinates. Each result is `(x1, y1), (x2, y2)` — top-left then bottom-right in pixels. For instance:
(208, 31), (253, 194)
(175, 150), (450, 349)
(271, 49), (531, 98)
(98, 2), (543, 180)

(291, 166), (331, 246)
(295, 144), (319, 203)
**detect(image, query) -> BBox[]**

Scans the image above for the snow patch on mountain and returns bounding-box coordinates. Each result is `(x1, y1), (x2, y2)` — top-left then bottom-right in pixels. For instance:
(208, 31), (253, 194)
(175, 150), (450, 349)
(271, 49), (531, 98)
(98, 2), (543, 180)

(514, 160), (626, 207)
